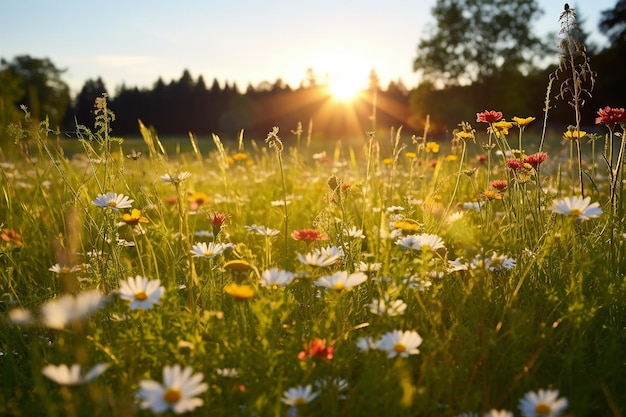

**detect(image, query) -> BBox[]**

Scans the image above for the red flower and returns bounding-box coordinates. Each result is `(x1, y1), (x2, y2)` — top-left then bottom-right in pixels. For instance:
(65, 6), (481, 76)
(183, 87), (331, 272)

(291, 228), (329, 241)
(210, 212), (231, 236)
(523, 152), (548, 169)
(476, 154), (487, 164)
(506, 159), (525, 170)
(297, 338), (334, 361)
(489, 180), (508, 191)
(595, 106), (626, 126)
(476, 110), (503, 124)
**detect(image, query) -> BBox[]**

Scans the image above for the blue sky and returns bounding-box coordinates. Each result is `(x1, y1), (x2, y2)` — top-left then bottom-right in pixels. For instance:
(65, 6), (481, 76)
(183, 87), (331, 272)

(0, 0), (615, 95)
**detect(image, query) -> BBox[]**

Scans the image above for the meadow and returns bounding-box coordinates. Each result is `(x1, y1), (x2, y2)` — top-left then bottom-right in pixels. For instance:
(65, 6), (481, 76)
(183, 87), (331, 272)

(1, 87), (626, 417)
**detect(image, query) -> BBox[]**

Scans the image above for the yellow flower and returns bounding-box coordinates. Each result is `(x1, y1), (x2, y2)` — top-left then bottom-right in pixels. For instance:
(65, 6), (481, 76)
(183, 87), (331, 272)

(232, 152), (247, 161)
(488, 120), (513, 137)
(382, 158), (394, 165)
(513, 116), (535, 127)
(425, 142), (440, 153)
(224, 283), (254, 300)
(392, 219), (422, 232)
(563, 130), (587, 140)
(445, 155), (458, 162)
(405, 152), (417, 159)
(121, 209), (149, 226)
(456, 131), (475, 141)
(223, 260), (252, 273)
(482, 190), (503, 200)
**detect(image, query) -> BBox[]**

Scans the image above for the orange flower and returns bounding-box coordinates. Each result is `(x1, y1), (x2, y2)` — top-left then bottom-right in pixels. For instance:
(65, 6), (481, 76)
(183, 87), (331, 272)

(297, 338), (334, 361)
(224, 283), (254, 300)
(121, 209), (149, 226)
(1, 228), (23, 247)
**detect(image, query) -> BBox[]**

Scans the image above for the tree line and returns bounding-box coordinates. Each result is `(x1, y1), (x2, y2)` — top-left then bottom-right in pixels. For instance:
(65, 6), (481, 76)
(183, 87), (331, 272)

(2, 0), (626, 145)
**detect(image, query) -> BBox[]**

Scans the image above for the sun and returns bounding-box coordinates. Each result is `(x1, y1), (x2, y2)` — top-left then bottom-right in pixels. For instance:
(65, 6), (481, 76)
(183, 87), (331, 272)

(327, 73), (363, 102)
(313, 49), (368, 102)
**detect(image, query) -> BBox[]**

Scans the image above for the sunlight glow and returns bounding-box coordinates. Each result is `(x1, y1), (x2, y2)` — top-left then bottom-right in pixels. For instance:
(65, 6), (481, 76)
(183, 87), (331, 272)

(315, 49), (368, 102)
(327, 73), (363, 102)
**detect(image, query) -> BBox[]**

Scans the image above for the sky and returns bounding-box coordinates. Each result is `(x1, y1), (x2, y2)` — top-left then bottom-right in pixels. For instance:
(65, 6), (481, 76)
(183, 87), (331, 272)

(0, 0), (617, 96)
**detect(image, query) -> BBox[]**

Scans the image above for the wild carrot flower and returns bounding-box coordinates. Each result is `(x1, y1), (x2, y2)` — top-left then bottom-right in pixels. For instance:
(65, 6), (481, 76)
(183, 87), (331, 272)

(137, 364), (208, 414)
(1, 228), (23, 247)
(518, 388), (568, 417)
(92, 192), (134, 210)
(281, 385), (319, 406)
(523, 152), (548, 169)
(42, 363), (110, 386)
(190, 242), (229, 259)
(595, 106), (626, 126)
(291, 228), (328, 241)
(315, 271), (367, 291)
(551, 196), (603, 220)
(41, 289), (105, 329)
(297, 338), (334, 361)
(375, 329), (423, 358)
(118, 276), (165, 310)
(224, 283), (254, 300)
(260, 268), (295, 287)
(476, 110), (503, 124)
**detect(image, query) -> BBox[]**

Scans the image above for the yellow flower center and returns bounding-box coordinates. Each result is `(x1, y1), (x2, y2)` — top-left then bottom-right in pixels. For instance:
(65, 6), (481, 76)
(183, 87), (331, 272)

(534, 402), (551, 415)
(421, 244), (431, 252)
(204, 251), (214, 257)
(163, 388), (181, 403)
(570, 208), (583, 216)
(333, 282), (345, 291)
(107, 201), (117, 207)
(134, 291), (148, 301)
(294, 397), (307, 406)
(394, 343), (406, 353)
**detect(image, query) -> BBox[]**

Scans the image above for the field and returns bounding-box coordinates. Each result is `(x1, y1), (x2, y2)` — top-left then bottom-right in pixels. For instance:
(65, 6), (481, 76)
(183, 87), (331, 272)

(1, 100), (626, 417)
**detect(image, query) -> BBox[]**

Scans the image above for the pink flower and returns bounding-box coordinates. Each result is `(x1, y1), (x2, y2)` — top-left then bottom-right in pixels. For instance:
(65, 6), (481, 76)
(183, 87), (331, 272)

(595, 106), (626, 126)
(476, 110), (503, 124)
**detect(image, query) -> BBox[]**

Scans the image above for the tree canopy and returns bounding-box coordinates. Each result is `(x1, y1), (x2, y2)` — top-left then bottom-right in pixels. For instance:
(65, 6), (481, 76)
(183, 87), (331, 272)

(413, 0), (549, 86)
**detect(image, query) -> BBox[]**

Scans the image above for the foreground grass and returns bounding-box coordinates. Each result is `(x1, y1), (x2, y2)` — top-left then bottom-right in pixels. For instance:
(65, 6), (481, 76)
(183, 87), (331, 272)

(1, 100), (626, 417)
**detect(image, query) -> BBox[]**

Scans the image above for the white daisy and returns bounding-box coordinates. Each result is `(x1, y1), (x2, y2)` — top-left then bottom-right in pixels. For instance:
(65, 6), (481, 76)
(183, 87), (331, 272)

(41, 289), (105, 329)
(356, 336), (376, 352)
(395, 233), (445, 253)
(190, 242), (229, 258)
(315, 271), (367, 291)
(344, 226), (365, 239)
(48, 264), (82, 274)
(118, 276), (165, 310)
(550, 195), (602, 220)
(260, 268), (295, 287)
(137, 364), (208, 414)
(375, 329), (423, 358)
(245, 224), (280, 236)
(281, 384), (319, 406)
(297, 246), (344, 267)
(160, 172), (191, 183)
(42, 363), (110, 386)
(518, 388), (568, 417)
(484, 410), (513, 417)
(355, 261), (382, 273)
(91, 192), (134, 210)
(368, 295), (407, 316)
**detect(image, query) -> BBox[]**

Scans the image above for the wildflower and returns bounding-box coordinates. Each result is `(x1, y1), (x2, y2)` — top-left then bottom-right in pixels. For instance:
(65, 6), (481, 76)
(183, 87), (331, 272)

(484, 252), (516, 271)
(92, 192), (134, 210)
(463, 201), (484, 212)
(344, 226), (365, 239)
(562, 129), (586, 141)
(523, 152), (548, 169)
(118, 276), (165, 310)
(48, 264), (82, 274)
(190, 242), (229, 259)
(595, 106), (626, 126)
(425, 141), (440, 153)
(260, 268), (295, 287)
(395, 233), (445, 253)
(160, 172), (191, 183)
(1, 228), (23, 247)
(476, 110), (503, 124)
(391, 219), (421, 233)
(312, 151), (328, 161)
(120, 209), (149, 227)
(355, 261), (382, 273)
(209, 212), (230, 236)
(489, 180), (508, 191)
(368, 295), (407, 316)
(456, 131), (476, 141)
(315, 271), (367, 291)
(137, 364), (208, 414)
(356, 336), (376, 352)
(456, 413), (480, 417)
(41, 289), (105, 329)
(281, 385), (319, 407)
(126, 149), (142, 160)
(382, 158), (394, 165)
(8, 308), (34, 325)
(216, 368), (239, 378)
(297, 338), (334, 361)
(314, 377), (348, 399)
(405, 151), (417, 159)
(488, 120), (513, 137)
(485, 410), (513, 417)
(224, 283), (254, 300)
(42, 363), (110, 386)
(482, 190), (503, 200)
(297, 246), (344, 267)
(291, 228), (329, 241)
(386, 206), (405, 213)
(223, 260), (251, 274)
(245, 224), (280, 236)
(232, 152), (247, 161)
(513, 116), (536, 127)
(188, 191), (210, 211)
(518, 388), (568, 417)
(550, 196), (602, 220)
(375, 329), (423, 358)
